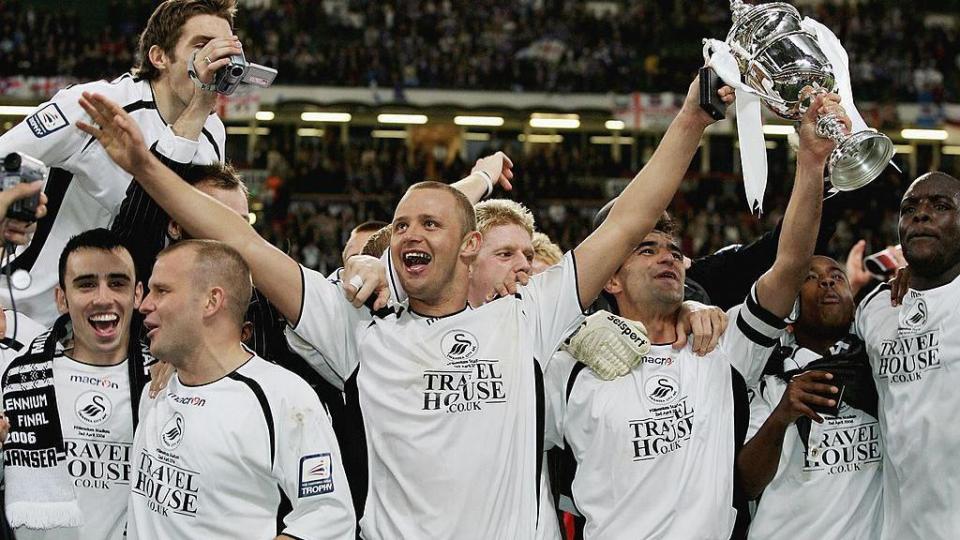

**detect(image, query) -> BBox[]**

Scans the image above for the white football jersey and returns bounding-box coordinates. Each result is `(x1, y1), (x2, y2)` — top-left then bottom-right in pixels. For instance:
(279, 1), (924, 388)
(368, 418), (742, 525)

(286, 252), (584, 539)
(746, 335), (882, 540)
(856, 278), (960, 539)
(544, 284), (784, 539)
(127, 355), (354, 540)
(15, 353), (132, 540)
(0, 74), (224, 325)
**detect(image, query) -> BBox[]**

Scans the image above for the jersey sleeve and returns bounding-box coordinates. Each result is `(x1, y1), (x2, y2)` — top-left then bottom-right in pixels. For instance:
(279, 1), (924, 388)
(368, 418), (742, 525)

(520, 251), (586, 363)
(543, 350), (579, 450)
(0, 83), (106, 169)
(273, 377), (356, 539)
(284, 266), (362, 383)
(745, 378), (782, 442)
(722, 282), (787, 386)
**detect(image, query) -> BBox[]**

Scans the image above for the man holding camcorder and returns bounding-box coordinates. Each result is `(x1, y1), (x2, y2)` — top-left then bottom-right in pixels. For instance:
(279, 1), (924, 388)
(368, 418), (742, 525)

(0, 0), (274, 327)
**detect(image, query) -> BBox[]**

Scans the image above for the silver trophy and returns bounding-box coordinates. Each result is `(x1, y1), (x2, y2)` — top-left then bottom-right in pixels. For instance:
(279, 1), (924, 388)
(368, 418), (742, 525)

(723, 0), (894, 191)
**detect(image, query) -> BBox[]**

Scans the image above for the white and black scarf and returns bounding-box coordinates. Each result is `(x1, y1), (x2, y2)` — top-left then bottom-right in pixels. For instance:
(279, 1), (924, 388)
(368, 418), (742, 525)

(1, 314), (150, 529)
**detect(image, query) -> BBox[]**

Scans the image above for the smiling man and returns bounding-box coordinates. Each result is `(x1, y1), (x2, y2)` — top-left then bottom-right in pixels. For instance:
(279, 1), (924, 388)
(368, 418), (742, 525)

(76, 71), (730, 539)
(740, 255), (882, 540)
(2, 228), (146, 540)
(855, 171), (960, 539)
(544, 94), (848, 539)
(0, 0), (237, 326)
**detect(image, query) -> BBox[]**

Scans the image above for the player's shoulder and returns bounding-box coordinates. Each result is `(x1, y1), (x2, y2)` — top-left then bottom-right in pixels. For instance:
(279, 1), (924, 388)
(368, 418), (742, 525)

(52, 73), (143, 104)
(858, 282), (893, 315)
(2, 310), (46, 352)
(234, 355), (319, 405)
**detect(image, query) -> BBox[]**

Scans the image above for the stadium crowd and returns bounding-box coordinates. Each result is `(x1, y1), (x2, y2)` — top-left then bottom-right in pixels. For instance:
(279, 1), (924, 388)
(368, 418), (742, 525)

(0, 1), (959, 540)
(253, 140), (904, 276)
(1, 0), (960, 100)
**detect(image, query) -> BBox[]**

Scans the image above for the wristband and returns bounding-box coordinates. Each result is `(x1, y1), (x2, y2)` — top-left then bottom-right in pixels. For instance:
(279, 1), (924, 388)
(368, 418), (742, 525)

(475, 170), (494, 198)
(187, 51), (218, 93)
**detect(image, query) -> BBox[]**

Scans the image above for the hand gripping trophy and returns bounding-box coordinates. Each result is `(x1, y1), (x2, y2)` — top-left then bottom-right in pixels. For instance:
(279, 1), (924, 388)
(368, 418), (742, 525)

(703, 0), (895, 206)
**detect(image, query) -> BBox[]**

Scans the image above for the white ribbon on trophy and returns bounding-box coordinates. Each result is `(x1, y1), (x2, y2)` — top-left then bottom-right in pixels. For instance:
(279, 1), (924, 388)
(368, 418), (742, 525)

(800, 17), (869, 133)
(704, 18), (876, 213)
(703, 38), (767, 213)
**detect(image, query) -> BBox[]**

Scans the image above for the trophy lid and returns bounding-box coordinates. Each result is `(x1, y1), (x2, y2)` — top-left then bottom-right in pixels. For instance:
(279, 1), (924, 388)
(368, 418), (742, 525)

(726, 0), (801, 53)
(727, 2), (803, 47)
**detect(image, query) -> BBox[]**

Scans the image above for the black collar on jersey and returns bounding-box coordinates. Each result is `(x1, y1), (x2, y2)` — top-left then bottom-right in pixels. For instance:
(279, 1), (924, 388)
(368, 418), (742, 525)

(407, 302), (470, 321)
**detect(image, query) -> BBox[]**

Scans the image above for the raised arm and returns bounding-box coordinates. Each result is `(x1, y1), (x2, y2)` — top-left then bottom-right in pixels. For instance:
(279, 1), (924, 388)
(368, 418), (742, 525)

(572, 77), (732, 307)
(450, 151), (514, 203)
(753, 94), (849, 317)
(76, 92), (301, 324)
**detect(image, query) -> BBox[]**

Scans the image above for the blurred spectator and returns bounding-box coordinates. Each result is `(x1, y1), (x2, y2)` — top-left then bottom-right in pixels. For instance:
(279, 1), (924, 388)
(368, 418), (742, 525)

(2, 0), (960, 100)
(250, 142), (907, 274)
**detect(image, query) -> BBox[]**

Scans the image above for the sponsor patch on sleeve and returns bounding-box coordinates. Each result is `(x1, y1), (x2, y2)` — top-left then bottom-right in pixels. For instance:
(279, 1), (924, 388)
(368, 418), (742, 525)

(26, 103), (69, 138)
(298, 453), (334, 497)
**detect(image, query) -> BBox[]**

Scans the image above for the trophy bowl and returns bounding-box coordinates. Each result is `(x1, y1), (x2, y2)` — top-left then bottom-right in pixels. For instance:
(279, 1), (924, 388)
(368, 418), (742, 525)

(723, 0), (894, 191)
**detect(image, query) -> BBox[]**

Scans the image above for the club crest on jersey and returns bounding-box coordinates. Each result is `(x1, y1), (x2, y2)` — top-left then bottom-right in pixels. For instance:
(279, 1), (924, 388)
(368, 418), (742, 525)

(75, 390), (112, 426)
(644, 375), (679, 405)
(26, 103), (69, 138)
(898, 295), (927, 334)
(159, 413), (185, 451)
(298, 453), (334, 497)
(441, 330), (479, 363)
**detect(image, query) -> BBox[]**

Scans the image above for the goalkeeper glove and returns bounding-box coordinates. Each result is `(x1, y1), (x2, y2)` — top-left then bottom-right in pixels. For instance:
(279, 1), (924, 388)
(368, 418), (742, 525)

(563, 310), (651, 381)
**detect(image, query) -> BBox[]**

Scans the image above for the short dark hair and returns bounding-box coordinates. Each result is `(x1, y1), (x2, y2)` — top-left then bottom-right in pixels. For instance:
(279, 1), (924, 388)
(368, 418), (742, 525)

(594, 198), (676, 236)
(594, 199), (677, 314)
(182, 162), (249, 197)
(353, 220), (389, 235)
(134, 0), (238, 81)
(907, 171), (960, 197)
(58, 229), (133, 290)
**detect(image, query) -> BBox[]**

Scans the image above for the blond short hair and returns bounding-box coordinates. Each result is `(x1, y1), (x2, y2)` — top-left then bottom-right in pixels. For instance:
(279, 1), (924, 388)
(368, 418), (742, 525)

(361, 225), (393, 259)
(474, 199), (535, 237)
(532, 232), (563, 266)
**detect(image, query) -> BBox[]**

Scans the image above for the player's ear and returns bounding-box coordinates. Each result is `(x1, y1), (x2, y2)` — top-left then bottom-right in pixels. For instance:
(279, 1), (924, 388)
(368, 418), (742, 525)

(205, 286), (226, 318)
(148, 45), (168, 75)
(460, 230), (482, 259)
(167, 221), (182, 241)
(133, 281), (144, 309)
(55, 285), (69, 315)
(604, 273), (623, 296)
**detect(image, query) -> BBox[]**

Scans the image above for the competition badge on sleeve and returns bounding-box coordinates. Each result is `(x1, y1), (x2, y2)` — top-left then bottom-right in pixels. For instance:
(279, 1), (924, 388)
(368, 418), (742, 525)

(298, 453), (334, 497)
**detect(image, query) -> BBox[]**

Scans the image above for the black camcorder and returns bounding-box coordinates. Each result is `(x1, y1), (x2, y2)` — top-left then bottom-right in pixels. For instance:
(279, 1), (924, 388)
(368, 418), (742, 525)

(2, 153), (46, 222)
(214, 51), (278, 96)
